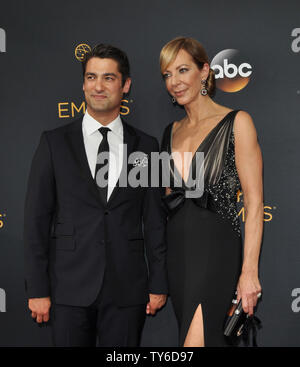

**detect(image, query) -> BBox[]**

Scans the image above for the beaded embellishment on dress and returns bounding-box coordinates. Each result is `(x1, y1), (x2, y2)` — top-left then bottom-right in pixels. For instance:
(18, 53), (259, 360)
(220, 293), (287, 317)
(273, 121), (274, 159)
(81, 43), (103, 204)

(161, 110), (242, 236)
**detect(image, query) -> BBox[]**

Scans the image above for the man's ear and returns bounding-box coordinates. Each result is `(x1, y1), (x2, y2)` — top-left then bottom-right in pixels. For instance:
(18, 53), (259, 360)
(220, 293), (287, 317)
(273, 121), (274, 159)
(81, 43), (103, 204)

(122, 77), (132, 94)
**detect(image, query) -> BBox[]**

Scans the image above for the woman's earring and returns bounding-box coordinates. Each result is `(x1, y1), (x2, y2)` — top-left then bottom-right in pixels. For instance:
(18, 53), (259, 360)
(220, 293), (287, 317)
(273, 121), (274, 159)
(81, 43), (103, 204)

(201, 79), (208, 96)
(172, 97), (176, 104)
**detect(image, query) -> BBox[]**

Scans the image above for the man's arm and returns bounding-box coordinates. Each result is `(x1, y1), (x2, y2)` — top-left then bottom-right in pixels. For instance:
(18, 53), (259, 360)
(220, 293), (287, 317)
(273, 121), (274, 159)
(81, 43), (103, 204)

(143, 137), (168, 315)
(24, 132), (56, 322)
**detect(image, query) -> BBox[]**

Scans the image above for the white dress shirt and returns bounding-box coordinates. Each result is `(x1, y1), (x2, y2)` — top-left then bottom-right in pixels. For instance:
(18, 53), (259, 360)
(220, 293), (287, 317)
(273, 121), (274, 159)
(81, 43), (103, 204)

(82, 110), (124, 201)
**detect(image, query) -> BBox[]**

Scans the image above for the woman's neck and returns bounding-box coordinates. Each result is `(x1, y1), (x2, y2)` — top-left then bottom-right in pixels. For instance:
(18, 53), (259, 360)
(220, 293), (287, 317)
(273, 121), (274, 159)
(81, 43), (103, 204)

(184, 96), (219, 126)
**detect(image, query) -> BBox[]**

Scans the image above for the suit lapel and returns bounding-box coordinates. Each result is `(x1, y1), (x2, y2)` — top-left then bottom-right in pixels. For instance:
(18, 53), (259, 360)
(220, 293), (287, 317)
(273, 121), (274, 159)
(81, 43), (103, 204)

(107, 119), (140, 206)
(64, 118), (104, 207)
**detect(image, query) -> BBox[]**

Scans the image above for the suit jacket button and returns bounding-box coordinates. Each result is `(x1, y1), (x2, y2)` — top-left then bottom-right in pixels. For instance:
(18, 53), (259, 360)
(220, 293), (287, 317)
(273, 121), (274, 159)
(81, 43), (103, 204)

(101, 240), (105, 245)
(104, 210), (109, 215)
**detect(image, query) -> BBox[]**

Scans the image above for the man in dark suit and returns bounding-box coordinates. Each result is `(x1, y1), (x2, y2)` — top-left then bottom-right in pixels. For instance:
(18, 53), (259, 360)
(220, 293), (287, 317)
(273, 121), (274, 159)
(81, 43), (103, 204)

(24, 44), (168, 347)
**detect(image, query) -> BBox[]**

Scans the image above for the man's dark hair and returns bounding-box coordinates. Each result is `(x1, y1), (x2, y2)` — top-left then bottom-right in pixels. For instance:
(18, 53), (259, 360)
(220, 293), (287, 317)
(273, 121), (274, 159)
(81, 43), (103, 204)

(82, 44), (130, 86)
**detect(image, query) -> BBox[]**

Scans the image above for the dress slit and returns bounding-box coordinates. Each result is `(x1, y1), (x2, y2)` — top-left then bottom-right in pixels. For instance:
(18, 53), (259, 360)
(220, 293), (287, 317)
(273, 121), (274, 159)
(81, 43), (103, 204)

(181, 302), (206, 347)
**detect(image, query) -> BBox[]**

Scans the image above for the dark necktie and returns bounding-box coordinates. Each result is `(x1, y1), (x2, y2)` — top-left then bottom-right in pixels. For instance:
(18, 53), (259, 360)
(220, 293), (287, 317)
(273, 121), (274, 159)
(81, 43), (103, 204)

(95, 127), (111, 204)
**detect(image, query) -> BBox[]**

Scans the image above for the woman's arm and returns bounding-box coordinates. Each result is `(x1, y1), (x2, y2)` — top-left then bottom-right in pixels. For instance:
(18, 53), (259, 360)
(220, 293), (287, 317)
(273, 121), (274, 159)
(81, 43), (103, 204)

(234, 110), (263, 315)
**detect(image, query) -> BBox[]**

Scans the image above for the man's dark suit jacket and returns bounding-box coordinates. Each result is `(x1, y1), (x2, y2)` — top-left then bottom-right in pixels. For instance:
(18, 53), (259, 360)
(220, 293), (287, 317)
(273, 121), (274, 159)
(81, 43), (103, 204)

(24, 117), (168, 307)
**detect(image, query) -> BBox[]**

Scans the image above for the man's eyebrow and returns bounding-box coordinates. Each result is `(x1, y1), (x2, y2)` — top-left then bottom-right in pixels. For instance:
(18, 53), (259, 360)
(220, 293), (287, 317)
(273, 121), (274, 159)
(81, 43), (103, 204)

(103, 72), (118, 77)
(85, 72), (118, 76)
(85, 72), (118, 78)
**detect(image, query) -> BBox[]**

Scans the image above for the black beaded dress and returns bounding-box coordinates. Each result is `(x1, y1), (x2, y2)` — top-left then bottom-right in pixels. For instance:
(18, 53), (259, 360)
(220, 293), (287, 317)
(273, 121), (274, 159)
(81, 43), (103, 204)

(161, 110), (242, 347)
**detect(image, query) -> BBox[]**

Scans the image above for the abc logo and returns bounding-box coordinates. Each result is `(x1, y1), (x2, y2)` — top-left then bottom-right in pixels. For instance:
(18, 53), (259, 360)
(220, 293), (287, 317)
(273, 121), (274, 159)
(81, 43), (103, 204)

(211, 49), (252, 92)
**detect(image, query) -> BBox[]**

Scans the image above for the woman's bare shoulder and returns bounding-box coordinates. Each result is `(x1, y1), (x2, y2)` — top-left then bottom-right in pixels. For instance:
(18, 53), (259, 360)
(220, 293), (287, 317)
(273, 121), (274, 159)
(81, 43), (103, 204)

(234, 110), (258, 145)
(235, 110), (256, 131)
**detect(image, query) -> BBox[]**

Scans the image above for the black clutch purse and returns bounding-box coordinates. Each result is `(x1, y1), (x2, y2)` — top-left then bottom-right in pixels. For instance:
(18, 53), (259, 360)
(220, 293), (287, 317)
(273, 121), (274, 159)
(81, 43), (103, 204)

(224, 294), (261, 346)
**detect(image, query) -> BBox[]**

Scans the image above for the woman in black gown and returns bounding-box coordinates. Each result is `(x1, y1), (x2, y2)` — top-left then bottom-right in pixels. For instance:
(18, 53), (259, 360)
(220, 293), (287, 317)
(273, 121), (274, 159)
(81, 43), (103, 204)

(159, 37), (263, 347)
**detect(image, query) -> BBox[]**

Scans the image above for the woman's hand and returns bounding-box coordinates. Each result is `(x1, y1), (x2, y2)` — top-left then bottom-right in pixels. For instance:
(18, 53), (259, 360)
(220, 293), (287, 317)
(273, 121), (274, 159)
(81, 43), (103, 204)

(237, 272), (262, 315)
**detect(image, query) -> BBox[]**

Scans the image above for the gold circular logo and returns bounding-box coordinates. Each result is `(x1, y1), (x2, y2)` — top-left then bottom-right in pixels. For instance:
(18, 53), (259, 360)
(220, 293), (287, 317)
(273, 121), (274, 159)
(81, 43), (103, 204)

(75, 44), (91, 61)
(211, 49), (252, 93)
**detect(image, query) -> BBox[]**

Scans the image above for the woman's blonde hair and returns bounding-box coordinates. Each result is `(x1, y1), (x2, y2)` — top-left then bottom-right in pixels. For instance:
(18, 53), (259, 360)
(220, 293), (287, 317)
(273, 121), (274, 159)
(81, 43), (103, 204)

(160, 36), (215, 97)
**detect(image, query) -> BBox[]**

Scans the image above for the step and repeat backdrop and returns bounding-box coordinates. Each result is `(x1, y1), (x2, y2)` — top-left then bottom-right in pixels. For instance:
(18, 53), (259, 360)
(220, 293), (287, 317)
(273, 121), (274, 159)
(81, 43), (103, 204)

(0, 0), (299, 347)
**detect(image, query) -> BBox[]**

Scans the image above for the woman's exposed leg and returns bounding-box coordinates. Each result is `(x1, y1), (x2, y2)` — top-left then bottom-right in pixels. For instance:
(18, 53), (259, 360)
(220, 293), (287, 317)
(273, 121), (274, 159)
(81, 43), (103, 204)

(183, 304), (205, 347)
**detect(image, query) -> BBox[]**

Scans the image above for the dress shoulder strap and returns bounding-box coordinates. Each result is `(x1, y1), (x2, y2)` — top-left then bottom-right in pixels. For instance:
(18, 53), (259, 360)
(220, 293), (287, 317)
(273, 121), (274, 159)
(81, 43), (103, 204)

(160, 122), (173, 153)
(229, 110), (241, 133)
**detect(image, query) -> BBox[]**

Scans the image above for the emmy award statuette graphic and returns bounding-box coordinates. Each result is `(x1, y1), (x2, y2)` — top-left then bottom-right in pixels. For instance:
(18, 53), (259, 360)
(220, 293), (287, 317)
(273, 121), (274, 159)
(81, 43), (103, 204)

(75, 43), (91, 61)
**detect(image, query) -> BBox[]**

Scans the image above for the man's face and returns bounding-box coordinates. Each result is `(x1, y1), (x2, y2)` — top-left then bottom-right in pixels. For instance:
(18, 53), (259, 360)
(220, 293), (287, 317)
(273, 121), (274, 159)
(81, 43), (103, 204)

(83, 57), (131, 115)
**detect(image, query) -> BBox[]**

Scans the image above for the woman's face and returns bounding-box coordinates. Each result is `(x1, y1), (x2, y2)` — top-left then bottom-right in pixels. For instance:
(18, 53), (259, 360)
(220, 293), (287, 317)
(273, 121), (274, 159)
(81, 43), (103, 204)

(162, 48), (209, 105)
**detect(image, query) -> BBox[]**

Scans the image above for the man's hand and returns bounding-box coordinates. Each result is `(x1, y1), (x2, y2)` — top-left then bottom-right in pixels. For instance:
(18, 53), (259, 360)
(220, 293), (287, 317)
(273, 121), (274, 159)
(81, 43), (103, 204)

(28, 297), (51, 323)
(146, 294), (167, 315)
